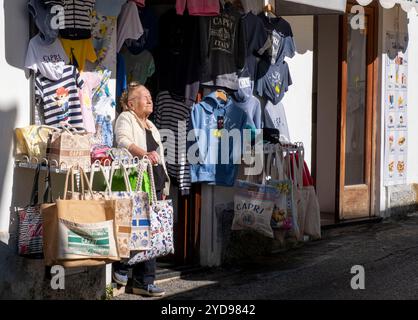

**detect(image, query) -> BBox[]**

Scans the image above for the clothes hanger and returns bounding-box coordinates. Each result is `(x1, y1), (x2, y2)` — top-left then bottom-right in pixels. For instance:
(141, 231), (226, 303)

(215, 89), (228, 102)
(263, 3), (278, 18)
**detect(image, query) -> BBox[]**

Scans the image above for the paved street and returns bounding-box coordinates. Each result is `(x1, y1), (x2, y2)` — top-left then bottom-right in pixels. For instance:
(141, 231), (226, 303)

(116, 214), (418, 300)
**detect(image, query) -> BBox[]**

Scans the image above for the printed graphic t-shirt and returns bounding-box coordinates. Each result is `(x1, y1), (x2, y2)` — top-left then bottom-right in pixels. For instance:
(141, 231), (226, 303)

(200, 4), (246, 90)
(35, 65), (84, 127)
(256, 60), (292, 105)
(258, 14), (296, 64)
(264, 101), (291, 142)
(25, 34), (69, 81)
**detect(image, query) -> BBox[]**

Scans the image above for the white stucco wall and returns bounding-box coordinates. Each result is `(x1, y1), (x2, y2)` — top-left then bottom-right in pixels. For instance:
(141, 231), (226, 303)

(379, 6), (418, 214)
(405, 10), (418, 183)
(316, 15), (339, 214)
(0, 0), (31, 242)
(283, 16), (314, 170)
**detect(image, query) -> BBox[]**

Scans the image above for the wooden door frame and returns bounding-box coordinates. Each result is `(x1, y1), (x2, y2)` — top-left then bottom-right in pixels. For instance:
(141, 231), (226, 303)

(336, 2), (379, 221)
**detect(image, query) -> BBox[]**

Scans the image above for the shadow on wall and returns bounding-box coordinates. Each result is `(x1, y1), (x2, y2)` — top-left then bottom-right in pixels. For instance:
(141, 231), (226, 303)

(0, 237), (107, 299)
(287, 16), (314, 55)
(3, 0), (30, 73)
(0, 105), (17, 214)
(384, 6), (409, 60)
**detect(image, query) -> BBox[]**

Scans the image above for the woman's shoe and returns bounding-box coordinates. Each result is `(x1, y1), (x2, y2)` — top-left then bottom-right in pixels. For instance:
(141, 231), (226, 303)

(132, 284), (165, 297)
(112, 270), (128, 286)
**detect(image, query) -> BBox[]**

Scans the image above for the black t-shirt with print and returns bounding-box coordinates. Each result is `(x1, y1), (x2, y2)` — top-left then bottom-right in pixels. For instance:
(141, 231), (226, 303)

(199, 4), (246, 87)
(258, 14), (296, 64)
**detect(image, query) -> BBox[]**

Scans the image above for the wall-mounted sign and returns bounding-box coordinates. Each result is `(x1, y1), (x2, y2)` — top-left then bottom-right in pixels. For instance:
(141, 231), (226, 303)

(384, 32), (409, 186)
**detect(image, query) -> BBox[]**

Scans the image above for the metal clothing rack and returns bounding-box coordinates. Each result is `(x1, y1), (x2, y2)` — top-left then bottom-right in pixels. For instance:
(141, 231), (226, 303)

(14, 156), (144, 174)
(262, 141), (304, 154)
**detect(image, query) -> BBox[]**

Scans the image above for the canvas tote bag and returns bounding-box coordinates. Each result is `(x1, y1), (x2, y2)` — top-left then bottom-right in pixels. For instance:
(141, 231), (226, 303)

(17, 164), (53, 257)
(15, 125), (57, 159)
(232, 151), (278, 239)
(128, 159), (174, 264)
(41, 167), (119, 267)
(109, 162), (152, 252)
(294, 147), (321, 239)
(83, 161), (152, 257)
(265, 146), (297, 232)
(46, 125), (91, 168)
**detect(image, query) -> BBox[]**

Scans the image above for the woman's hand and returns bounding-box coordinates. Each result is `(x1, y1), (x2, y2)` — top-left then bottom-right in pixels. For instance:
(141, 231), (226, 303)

(146, 151), (160, 165)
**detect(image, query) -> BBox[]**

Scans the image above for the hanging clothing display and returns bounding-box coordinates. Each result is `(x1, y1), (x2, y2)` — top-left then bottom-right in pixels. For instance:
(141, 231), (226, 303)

(91, 69), (115, 146)
(117, 1), (144, 53)
(189, 91), (248, 186)
(131, 0), (146, 7)
(45, 0), (96, 40)
(125, 6), (158, 55)
(264, 101), (291, 142)
(59, 37), (97, 71)
(116, 53), (127, 109)
(122, 49), (155, 85)
(91, 10), (117, 69)
(28, 0), (59, 45)
(233, 78), (262, 130)
(258, 14), (296, 65)
(241, 0), (264, 14)
(34, 65), (84, 127)
(176, 0), (220, 16)
(240, 11), (268, 80)
(256, 60), (292, 105)
(94, 0), (125, 16)
(79, 71), (101, 133)
(199, 3), (247, 90)
(25, 34), (69, 81)
(154, 91), (192, 195)
(157, 8), (201, 105)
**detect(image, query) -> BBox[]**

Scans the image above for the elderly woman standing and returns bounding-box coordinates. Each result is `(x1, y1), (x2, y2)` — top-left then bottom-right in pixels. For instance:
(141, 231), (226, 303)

(113, 81), (169, 297)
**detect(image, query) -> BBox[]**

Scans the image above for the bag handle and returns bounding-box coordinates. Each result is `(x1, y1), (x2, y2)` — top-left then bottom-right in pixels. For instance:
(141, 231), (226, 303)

(89, 162), (112, 195)
(283, 149), (295, 187)
(135, 159), (147, 191)
(137, 158), (158, 204)
(29, 164), (41, 206)
(297, 145), (305, 186)
(109, 147), (132, 162)
(58, 123), (87, 135)
(290, 150), (303, 188)
(109, 162), (132, 193)
(43, 163), (53, 203)
(63, 166), (94, 200)
(262, 148), (275, 183)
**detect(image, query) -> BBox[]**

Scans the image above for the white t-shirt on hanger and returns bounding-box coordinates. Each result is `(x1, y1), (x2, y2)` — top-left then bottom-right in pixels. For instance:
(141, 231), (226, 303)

(117, 1), (144, 53)
(25, 34), (69, 81)
(264, 101), (291, 143)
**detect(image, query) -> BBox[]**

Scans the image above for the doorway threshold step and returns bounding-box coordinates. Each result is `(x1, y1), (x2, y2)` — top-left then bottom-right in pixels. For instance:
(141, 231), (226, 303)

(321, 216), (383, 230)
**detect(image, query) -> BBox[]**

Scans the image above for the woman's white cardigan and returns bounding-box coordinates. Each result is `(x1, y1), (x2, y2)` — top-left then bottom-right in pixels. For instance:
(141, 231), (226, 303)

(114, 111), (170, 196)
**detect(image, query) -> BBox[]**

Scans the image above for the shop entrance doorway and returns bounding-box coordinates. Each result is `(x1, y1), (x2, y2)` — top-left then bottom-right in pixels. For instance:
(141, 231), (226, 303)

(338, 3), (378, 220)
